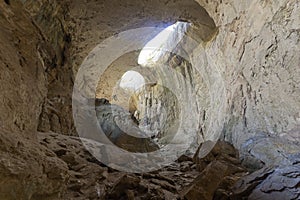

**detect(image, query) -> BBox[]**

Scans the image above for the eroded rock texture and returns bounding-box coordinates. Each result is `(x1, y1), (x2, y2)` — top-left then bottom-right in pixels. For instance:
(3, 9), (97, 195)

(23, 0), (75, 135)
(37, 133), (248, 200)
(95, 99), (159, 153)
(0, 0), (299, 199)
(0, 1), (68, 199)
(195, 0), (300, 148)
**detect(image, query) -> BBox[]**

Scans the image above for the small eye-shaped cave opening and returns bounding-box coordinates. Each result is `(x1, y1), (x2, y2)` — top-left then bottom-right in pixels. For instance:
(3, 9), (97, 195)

(119, 70), (145, 91)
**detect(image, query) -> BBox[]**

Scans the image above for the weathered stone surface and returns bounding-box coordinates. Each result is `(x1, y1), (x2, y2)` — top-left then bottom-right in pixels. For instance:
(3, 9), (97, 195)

(23, 0), (75, 135)
(0, 1), (69, 199)
(183, 141), (247, 200)
(37, 133), (251, 200)
(22, 0), (300, 168)
(240, 132), (300, 170)
(231, 167), (275, 198)
(0, 0), (46, 134)
(95, 99), (159, 153)
(195, 0), (300, 149)
(0, 129), (69, 200)
(0, 0), (299, 199)
(231, 164), (300, 200)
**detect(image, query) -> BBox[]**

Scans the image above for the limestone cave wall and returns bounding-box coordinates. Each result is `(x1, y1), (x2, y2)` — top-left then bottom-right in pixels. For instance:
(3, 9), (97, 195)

(0, 0), (299, 199)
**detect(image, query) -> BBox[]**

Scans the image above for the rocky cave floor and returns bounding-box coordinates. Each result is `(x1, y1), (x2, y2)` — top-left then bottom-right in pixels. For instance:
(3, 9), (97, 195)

(38, 132), (300, 200)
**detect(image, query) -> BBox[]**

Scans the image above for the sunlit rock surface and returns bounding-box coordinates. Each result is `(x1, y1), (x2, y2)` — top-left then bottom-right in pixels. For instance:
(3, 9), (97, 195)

(0, 0), (299, 199)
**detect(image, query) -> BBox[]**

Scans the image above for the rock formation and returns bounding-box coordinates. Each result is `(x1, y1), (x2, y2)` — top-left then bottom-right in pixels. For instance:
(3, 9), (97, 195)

(0, 0), (299, 199)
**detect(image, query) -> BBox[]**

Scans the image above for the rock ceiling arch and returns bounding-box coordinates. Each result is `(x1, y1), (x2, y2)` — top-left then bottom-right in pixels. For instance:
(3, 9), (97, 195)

(68, 0), (217, 73)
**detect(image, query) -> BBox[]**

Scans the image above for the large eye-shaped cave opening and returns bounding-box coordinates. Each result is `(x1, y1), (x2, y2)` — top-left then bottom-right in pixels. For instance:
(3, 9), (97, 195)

(71, 0), (226, 172)
(4, 0), (300, 199)
(94, 20), (216, 153)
